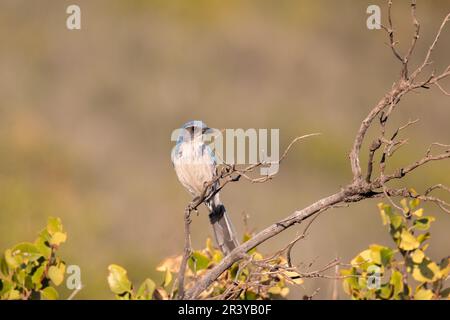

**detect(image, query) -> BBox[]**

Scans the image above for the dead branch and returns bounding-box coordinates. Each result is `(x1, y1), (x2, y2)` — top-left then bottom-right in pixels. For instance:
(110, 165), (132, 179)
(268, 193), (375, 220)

(180, 1), (450, 299)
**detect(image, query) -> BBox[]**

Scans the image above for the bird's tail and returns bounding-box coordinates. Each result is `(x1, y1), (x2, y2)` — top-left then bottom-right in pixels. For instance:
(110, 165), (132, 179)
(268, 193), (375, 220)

(208, 203), (239, 255)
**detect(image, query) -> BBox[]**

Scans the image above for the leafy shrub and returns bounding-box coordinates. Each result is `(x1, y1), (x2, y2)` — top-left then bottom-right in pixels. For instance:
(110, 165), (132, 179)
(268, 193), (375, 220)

(0, 217), (67, 300)
(107, 236), (299, 300)
(341, 197), (450, 300)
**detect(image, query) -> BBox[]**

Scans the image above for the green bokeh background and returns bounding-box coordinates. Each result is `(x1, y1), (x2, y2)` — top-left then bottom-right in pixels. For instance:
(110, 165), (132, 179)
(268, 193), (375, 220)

(0, 0), (449, 299)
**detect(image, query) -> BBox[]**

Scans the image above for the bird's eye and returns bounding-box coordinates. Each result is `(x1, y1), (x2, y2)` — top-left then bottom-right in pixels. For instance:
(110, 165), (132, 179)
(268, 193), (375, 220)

(185, 127), (194, 135)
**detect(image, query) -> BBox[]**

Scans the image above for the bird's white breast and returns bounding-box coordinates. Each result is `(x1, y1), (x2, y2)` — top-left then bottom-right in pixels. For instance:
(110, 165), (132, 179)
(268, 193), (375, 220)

(173, 141), (216, 197)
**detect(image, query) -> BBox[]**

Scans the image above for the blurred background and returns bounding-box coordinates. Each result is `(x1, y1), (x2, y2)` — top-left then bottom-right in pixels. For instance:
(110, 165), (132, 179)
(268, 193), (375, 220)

(0, 0), (449, 299)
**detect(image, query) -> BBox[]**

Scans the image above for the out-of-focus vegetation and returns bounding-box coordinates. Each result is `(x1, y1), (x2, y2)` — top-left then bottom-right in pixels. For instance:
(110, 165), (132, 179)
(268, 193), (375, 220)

(0, 217), (67, 300)
(0, 0), (449, 298)
(342, 198), (450, 300)
(107, 235), (299, 300)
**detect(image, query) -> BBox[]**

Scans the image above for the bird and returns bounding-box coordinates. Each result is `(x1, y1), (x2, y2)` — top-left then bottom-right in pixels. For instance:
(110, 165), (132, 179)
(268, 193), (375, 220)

(171, 120), (239, 255)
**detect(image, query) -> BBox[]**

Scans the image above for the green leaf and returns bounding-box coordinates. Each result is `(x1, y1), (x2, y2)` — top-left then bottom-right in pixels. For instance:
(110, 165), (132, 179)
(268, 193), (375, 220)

(35, 232), (52, 258)
(41, 286), (59, 300)
(31, 265), (46, 290)
(0, 279), (13, 296)
(0, 256), (10, 276)
(413, 216), (435, 231)
(341, 268), (359, 295)
(379, 284), (392, 299)
(136, 278), (156, 300)
(48, 263), (66, 286)
(390, 215), (404, 230)
(380, 247), (394, 266)
(47, 217), (63, 235)
(188, 251), (210, 272)
(245, 290), (257, 300)
(416, 232), (430, 244)
(409, 198), (420, 210)
(12, 242), (42, 262)
(4, 249), (21, 269)
(107, 264), (132, 295)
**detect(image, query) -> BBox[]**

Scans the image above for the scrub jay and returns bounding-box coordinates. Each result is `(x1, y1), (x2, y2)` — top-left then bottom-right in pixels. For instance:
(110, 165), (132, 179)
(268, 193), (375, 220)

(172, 120), (239, 255)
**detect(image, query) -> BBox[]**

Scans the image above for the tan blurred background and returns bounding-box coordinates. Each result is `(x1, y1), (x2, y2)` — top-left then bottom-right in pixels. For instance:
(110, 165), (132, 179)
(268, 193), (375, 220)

(0, 0), (449, 299)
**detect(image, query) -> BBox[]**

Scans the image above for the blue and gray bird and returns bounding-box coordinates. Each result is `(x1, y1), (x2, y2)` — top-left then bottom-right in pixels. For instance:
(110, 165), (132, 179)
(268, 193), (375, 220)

(172, 120), (239, 255)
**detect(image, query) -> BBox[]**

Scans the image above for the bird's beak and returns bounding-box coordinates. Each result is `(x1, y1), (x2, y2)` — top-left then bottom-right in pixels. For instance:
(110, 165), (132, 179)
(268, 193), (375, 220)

(202, 127), (212, 134)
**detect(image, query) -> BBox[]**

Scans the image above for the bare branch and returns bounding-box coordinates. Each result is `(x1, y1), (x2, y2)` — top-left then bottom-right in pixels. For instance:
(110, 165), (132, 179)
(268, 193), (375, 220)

(179, 3), (450, 299)
(177, 207), (193, 299)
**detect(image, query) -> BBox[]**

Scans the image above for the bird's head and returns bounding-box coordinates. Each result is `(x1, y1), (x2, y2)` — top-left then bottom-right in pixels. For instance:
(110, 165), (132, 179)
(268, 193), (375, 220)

(179, 120), (211, 142)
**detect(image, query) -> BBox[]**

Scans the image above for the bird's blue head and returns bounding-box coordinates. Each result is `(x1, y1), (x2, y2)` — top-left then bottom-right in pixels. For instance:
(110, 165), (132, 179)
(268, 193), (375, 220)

(177, 120), (210, 143)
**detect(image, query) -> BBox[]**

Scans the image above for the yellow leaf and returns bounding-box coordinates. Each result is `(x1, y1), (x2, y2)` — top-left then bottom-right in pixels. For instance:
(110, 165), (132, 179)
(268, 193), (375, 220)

(409, 197), (420, 209)
(412, 208), (423, 217)
(280, 287), (290, 297)
(351, 249), (372, 266)
(411, 250), (425, 264)
(412, 262), (442, 283)
(206, 238), (214, 253)
(399, 230), (420, 251)
(268, 286), (281, 295)
(48, 263), (66, 286)
(7, 289), (21, 300)
(414, 288), (434, 300)
(400, 199), (409, 214)
(427, 262), (442, 280)
(390, 270), (403, 297)
(107, 264), (132, 295)
(49, 232), (67, 246)
(284, 271), (304, 285)
(163, 268), (172, 288)
(252, 252), (263, 261)
(369, 245), (383, 265)
(412, 267), (428, 282)
(379, 204), (389, 225)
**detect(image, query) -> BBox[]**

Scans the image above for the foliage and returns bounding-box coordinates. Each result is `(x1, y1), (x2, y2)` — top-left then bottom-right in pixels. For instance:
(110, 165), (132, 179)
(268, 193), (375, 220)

(107, 236), (300, 300)
(0, 217), (67, 300)
(342, 197), (450, 300)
